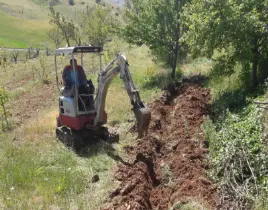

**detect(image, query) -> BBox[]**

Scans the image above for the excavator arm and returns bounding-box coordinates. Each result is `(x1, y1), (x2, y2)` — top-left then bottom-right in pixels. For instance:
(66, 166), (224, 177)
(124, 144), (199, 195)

(94, 54), (151, 138)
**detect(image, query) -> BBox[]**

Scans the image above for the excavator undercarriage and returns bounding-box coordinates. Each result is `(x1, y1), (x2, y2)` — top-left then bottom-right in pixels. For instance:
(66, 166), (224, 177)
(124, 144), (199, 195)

(56, 126), (119, 150)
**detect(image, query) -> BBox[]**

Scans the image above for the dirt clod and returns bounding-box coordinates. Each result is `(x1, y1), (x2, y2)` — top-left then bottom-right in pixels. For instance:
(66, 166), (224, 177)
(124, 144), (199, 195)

(106, 80), (219, 209)
(91, 174), (100, 183)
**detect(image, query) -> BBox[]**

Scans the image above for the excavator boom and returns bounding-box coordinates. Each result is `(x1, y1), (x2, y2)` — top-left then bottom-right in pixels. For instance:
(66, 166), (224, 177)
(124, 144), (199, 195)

(94, 54), (151, 138)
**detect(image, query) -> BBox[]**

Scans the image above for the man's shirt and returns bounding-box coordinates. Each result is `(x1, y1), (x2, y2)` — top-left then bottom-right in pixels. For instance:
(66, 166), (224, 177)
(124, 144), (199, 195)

(69, 69), (80, 86)
(62, 65), (87, 87)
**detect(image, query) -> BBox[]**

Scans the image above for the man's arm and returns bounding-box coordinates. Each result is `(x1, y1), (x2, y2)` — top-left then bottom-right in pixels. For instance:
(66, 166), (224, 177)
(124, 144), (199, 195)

(78, 66), (87, 86)
(88, 79), (95, 93)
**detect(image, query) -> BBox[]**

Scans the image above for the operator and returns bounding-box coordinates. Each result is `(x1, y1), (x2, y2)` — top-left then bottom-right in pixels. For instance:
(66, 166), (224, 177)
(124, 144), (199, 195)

(62, 58), (87, 90)
(62, 59), (95, 109)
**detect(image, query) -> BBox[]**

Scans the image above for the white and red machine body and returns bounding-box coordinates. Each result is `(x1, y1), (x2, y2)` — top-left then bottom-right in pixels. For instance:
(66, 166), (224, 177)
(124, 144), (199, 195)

(54, 46), (150, 148)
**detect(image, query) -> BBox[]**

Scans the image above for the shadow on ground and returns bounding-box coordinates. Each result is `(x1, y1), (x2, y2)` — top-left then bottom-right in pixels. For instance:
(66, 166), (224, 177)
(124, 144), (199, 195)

(73, 134), (131, 166)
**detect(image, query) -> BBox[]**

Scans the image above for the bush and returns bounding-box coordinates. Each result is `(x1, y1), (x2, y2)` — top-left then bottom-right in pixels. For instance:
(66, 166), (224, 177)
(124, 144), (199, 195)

(49, 0), (60, 6)
(212, 88), (247, 118)
(32, 55), (50, 84)
(0, 88), (11, 132)
(203, 104), (268, 208)
(69, 0), (74, 6)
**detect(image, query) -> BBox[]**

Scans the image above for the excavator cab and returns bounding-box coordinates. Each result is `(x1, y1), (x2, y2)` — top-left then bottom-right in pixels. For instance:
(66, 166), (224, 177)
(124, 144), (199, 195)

(54, 47), (102, 131)
(53, 46), (151, 149)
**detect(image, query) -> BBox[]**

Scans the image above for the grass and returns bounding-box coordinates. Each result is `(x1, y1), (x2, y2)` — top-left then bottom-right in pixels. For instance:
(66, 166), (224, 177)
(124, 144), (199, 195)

(0, 136), (118, 209)
(0, 0), (95, 48)
(0, 11), (51, 48)
(181, 58), (212, 77)
(0, 0), (124, 49)
(196, 57), (268, 208)
(0, 0), (48, 20)
(170, 199), (209, 210)
(0, 102), (132, 209)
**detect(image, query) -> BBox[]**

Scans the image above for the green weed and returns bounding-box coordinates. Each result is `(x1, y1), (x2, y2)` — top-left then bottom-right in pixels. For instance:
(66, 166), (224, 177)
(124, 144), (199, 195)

(203, 104), (268, 208)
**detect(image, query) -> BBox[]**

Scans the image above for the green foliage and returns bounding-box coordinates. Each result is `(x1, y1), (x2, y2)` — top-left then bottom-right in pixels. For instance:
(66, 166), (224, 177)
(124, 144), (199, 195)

(122, 0), (188, 78)
(37, 54), (50, 84)
(49, 7), (76, 47)
(80, 5), (118, 47)
(142, 66), (182, 90)
(203, 104), (268, 207)
(0, 88), (10, 132)
(49, 0), (60, 6)
(31, 0), (49, 6)
(211, 87), (247, 117)
(0, 139), (87, 208)
(47, 27), (63, 48)
(184, 0), (268, 88)
(9, 51), (20, 64)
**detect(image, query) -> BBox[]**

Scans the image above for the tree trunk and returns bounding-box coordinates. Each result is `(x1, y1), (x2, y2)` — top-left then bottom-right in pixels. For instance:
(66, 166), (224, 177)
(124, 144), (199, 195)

(252, 38), (259, 88)
(172, 34), (179, 80)
(66, 38), (70, 47)
(171, 0), (180, 80)
(46, 47), (49, 56)
(0, 101), (8, 129)
(252, 57), (258, 88)
(171, 0), (183, 80)
(77, 37), (81, 46)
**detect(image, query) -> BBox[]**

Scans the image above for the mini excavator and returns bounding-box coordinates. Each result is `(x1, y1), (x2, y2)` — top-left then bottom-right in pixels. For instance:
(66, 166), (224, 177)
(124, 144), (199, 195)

(54, 46), (151, 149)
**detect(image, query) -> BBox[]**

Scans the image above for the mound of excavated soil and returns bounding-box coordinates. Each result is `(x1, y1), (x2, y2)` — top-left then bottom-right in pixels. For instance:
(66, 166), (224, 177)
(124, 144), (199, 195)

(105, 79), (220, 210)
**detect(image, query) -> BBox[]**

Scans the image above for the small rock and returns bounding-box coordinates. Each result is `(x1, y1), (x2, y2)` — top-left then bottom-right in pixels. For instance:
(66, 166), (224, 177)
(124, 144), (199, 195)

(109, 188), (120, 198)
(91, 175), (100, 183)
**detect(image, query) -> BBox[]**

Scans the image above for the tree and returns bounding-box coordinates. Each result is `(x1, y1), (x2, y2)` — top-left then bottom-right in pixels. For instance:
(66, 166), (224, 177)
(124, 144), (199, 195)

(80, 5), (117, 47)
(49, 7), (75, 47)
(74, 27), (82, 46)
(26, 47), (35, 59)
(0, 87), (9, 131)
(69, 0), (74, 5)
(10, 51), (20, 64)
(184, 0), (268, 89)
(125, 0), (132, 9)
(122, 0), (188, 79)
(49, 0), (60, 6)
(48, 27), (63, 48)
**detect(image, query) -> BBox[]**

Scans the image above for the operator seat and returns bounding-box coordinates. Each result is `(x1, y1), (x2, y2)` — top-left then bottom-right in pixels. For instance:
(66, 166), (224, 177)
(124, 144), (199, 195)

(61, 84), (95, 111)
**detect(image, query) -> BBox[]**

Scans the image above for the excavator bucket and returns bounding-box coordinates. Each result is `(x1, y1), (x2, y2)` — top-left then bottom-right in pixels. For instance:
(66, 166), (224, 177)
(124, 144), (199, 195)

(132, 107), (151, 138)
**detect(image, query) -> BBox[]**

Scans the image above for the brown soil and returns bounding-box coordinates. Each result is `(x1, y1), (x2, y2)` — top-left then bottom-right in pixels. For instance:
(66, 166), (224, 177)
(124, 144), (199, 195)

(105, 79), (220, 210)
(8, 82), (57, 126)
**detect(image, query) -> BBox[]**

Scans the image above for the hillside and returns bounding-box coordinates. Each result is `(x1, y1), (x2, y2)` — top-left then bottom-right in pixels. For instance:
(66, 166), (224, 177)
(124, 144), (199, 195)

(0, 12), (50, 48)
(0, 0), (122, 48)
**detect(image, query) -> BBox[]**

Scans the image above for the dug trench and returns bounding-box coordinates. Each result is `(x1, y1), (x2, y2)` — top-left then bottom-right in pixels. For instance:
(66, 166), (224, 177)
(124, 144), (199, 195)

(104, 78), (220, 210)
